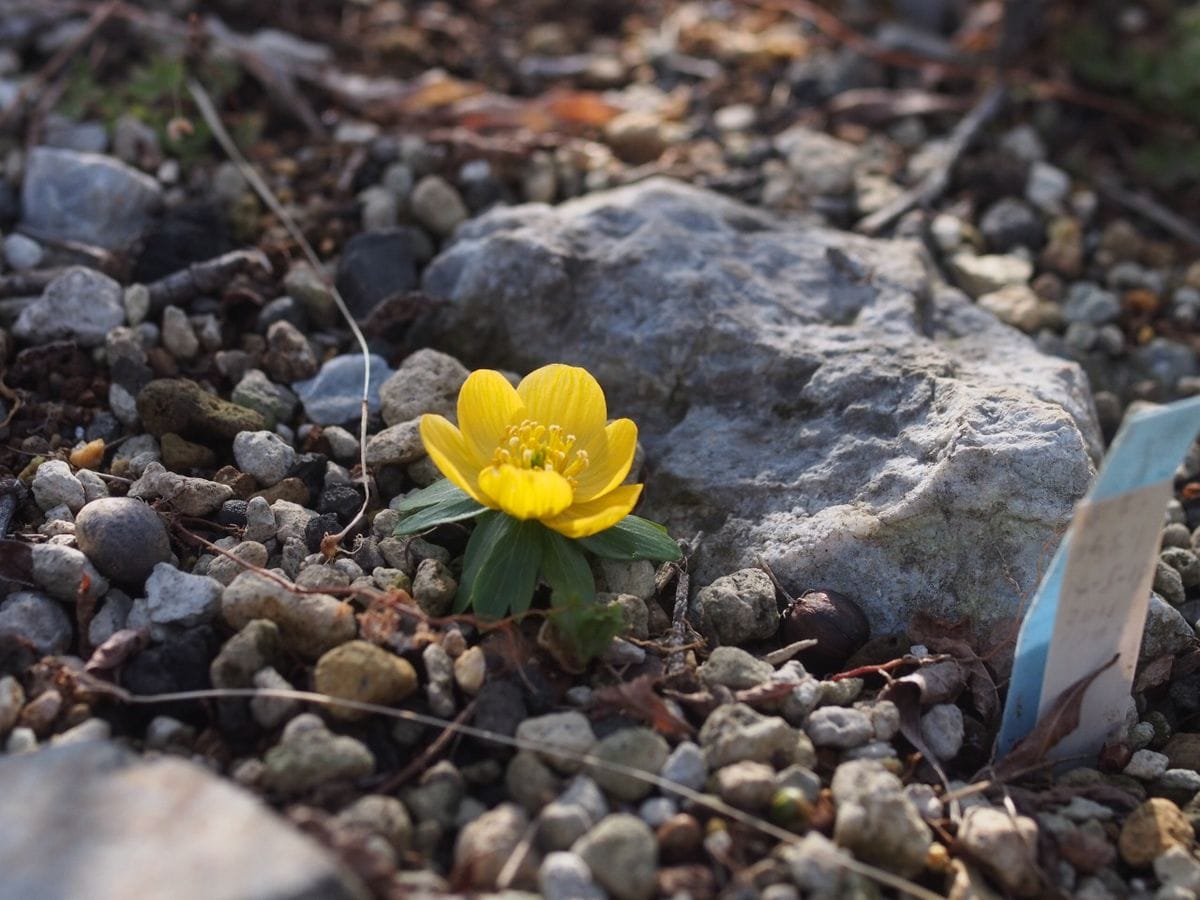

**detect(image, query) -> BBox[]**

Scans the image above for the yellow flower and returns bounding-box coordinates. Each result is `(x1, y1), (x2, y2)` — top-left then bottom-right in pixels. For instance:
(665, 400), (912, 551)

(419, 364), (642, 538)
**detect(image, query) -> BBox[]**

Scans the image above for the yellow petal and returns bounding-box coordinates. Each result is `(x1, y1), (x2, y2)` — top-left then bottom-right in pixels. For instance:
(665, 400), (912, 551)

(457, 369), (525, 463)
(542, 483), (643, 539)
(517, 364), (607, 442)
(573, 418), (638, 502)
(478, 464), (574, 520)
(419, 414), (490, 505)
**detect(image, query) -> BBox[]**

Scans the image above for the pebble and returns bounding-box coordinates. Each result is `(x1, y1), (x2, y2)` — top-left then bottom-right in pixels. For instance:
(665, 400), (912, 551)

(806, 705), (875, 750)
(956, 805), (1042, 896)
(660, 741), (708, 793)
(540, 851), (605, 900)
(1163, 547), (1200, 588)
(335, 794), (413, 852)
(453, 645), (486, 695)
(205, 540), (269, 586)
(453, 803), (535, 890)
(51, 717), (112, 746)
(313, 640), (418, 720)
(209, 620), (283, 690)
(423, 643), (456, 718)
(262, 321), (318, 383)
(977, 284), (1043, 333)
(0, 592), (72, 656)
(231, 369), (298, 430)
(830, 760), (932, 878)
(637, 797), (677, 828)
(221, 570), (356, 659)
(13, 266), (126, 348)
(322, 426), (360, 462)
(244, 496), (276, 542)
(379, 349), (469, 426)
(690, 567), (780, 645)
(507, 750), (561, 812)
(1152, 769), (1200, 806)
(1124, 748), (1170, 781)
(20, 146), (161, 249)
(364, 419), (425, 467)
(334, 229), (421, 318)
(573, 813), (658, 900)
(3, 233), (44, 270)
(262, 713), (375, 797)
(1026, 160), (1071, 213)
(919, 703), (964, 760)
(1141, 593), (1194, 659)
(0, 676), (25, 739)
(715, 760), (776, 810)
(31, 460), (86, 513)
(232, 431), (296, 487)
(697, 645), (775, 689)
(160, 306), (199, 361)
(773, 126), (858, 195)
(411, 558), (458, 616)
(250, 667), (300, 729)
(699, 703), (796, 767)
(1164, 733), (1200, 771)
(587, 727), (669, 802)
(947, 253), (1033, 297)
(127, 463), (233, 517)
(1119, 798), (1194, 869)
(292, 353), (392, 426)
(979, 197), (1043, 252)
(516, 711), (597, 774)
(1063, 282), (1121, 325)
(88, 591), (132, 647)
(1156, 845), (1200, 896)
(144, 562), (222, 627)
(781, 830), (867, 897)
(31, 542), (107, 601)
(410, 175), (469, 237)
(538, 775), (608, 850)
(138, 378), (269, 440)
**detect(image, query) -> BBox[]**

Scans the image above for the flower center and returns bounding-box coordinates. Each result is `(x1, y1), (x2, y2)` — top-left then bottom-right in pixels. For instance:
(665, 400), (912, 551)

(493, 420), (589, 485)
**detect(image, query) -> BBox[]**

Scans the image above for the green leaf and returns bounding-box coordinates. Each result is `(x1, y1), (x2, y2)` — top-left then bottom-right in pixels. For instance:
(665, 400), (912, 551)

(539, 528), (595, 607)
(395, 479), (470, 513)
(577, 515), (682, 562)
(549, 596), (625, 665)
(393, 493), (486, 535)
(455, 512), (543, 619)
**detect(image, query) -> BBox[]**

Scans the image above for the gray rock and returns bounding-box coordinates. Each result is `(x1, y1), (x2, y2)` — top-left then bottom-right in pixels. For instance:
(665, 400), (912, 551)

(20, 147), (162, 250)
(1142, 592), (1194, 661)
(222, 571), (356, 660)
(379, 348), (469, 426)
(1163, 547), (1200, 588)
(660, 741), (708, 793)
(250, 667), (300, 729)
(516, 711), (597, 774)
(244, 496), (277, 543)
(145, 562), (222, 627)
(773, 126), (858, 195)
(956, 805), (1041, 896)
(231, 369), (298, 430)
(334, 795), (412, 852)
(537, 775), (607, 850)
(1063, 283), (1120, 325)
(1026, 160), (1071, 214)
(410, 175), (469, 237)
(31, 460), (85, 513)
(88, 591), (132, 647)
(1155, 559), (1187, 607)
(506, 750), (561, 813)
(262, 713), (375, 797)
(31, 543), (107, 602)
(805, 706), (875, 750)
(3, 233), (44, 270)
(715, 760), (776, 809)
(421, 178), (1098, 640)
(411, 558), (458, 616)
(587, 727), (669, 802)
(0, 591), (72, 656)
(454, 803), (537, 889)
(0, 676), (26, 739)
(979, 198), (1043, 252)
(540, 851), (605, 900)
(698, 702), (796, 767)
(691, 567), (779, 645)
(127, 463), (233, 517)
(698, 645), (775, 689)
(75, 497), (171, 585)
(210, 619), (282, 689)
(206, 541), (270, 586)
(919, 703), (964, 760)
(233, 431), (296, 487)
(0, 741), (366, 900)
(946, 252), (1034, 297)
(830, 759), (932, 878)
(161, 306), (199, 361)
(781, 831), (872, 900)
(364, 419), (424, 467)
(13, 266), (125, 348)
(1124, 749), (1170, 781)
(597, 559), (657, 601)
(292, 354), (392, 426)
(573, 813), (657, 900)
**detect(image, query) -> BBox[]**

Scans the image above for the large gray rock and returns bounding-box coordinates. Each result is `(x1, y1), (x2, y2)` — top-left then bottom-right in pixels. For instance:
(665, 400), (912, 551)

(0, 741), (366, 900)
(421, 178), (1100, 640)
(20, 147), (162, 250)
(13, 267), (125, 348)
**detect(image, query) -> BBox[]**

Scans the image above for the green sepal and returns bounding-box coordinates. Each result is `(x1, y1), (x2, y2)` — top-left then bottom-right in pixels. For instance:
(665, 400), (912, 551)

(577, 515), (682, 562)
(539, 528), (596, 607)
(454, 512), (543, 619)
(393, 491), (486, 536)
(394, 478), (470, 513)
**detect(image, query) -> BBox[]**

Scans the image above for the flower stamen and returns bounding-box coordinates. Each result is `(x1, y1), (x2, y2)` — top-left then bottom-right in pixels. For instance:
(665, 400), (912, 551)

(492, 419), (589, 486)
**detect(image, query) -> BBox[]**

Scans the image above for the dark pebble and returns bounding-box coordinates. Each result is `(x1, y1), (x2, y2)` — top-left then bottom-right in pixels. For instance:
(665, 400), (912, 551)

(132, 203), (232, 284)
(335, 229), (420, 319)
(305, 513), (342, 552)
(75, 497), (172, 585)
(216, 499), (249, 529)
(287, 452), (328, 498)
(257, 296), (308, 334)
(318, 484), (364, 523)
(122, 626), (218, 720)
(473, 680), (527, 738)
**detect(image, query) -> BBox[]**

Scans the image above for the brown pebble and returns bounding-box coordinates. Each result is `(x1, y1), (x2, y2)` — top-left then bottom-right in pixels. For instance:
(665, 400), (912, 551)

(657, 813), (703, 862)
(161, 433), (217, 472)
(655, 864), (715, 900)
(1118, 798), (1194, 868)
(253, 477), (310, 507)
(313, 640), (417, 721)
(18, 689), (63, 736)
(68, 438), (105, 470)
(213, 465), (256, 499)
(1164, 734), (1200, 771)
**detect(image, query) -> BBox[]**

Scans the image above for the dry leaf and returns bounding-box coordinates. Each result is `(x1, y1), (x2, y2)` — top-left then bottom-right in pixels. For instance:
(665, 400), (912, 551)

(994, 654), (1120, 780)
(1133, 654), (1174, 693)
(591, 675), (694, 738)
(84, 629), (149, 674)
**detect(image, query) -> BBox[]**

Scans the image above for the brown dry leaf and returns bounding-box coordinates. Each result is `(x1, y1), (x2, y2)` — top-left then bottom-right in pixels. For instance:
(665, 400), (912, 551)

(591, 675), (694, 738)
(539, 89), (622, 127)
(901, 659), (964, 704)
(994, 654), (1120, 781)
(1133, 654), (1174, 694)
(84, 629), (149, 674)
(879, 677), (954, 792)
(735, 680), (802, 707)
(359, 596), (404, 646)
(925, 637), (1000, 727)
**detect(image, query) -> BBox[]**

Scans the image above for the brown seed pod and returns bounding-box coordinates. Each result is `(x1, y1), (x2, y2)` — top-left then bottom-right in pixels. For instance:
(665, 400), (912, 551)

(780, 589), (870, 675)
